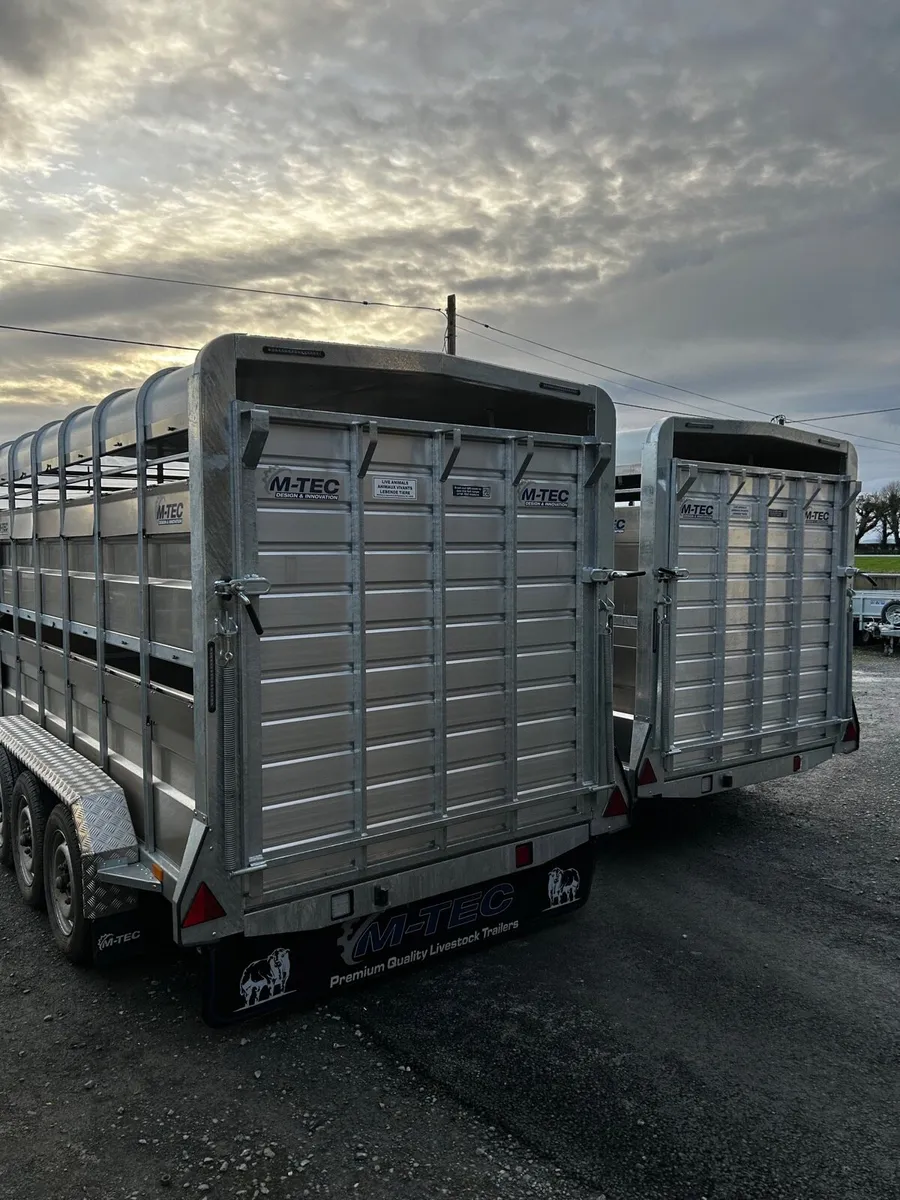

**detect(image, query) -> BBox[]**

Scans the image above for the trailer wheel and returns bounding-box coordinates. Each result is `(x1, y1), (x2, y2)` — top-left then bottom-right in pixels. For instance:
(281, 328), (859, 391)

(44, 805), (91, 964)
(0, 749), (17, 868)
(12, 772), (49, 908)
(881, 599), (900, 628)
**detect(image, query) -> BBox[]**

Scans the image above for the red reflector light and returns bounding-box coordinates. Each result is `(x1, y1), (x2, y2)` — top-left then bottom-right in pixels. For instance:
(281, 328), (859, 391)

(182, 882), (226, 928)
(603, 788), (628, 818)
(793, 755), (802, 773)
(515, 842), (533, 868)
(637, 759), (657, 786)
(843, 720), (857, 744)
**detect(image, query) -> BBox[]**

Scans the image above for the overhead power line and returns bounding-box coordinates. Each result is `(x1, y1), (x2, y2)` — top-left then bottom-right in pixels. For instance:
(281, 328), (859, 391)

(5, 310), (900, 459)
(0, 322), (198, 352)
(801, 404), (900, 423)
(0, 255), (444, 315)
(795, 423), (900, 452)
(457, 319), (900, 457)
(459, 326), (709, 418)
(455, 311), (769, 421)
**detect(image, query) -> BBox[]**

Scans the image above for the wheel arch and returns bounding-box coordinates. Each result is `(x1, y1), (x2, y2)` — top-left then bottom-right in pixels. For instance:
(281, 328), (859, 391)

(0, 715), (139, 919)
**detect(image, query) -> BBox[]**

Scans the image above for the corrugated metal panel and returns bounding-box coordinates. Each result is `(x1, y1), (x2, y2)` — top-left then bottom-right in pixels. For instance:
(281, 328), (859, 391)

(665, 465), (847, 773)
(253, 415), (595, 893)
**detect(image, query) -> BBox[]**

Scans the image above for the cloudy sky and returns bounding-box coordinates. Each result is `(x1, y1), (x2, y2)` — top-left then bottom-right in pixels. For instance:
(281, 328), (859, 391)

(1, 0), (898, 483)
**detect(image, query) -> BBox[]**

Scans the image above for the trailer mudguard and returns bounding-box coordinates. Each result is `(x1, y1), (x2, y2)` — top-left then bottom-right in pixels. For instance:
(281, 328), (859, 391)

(0, 714), (140, 919)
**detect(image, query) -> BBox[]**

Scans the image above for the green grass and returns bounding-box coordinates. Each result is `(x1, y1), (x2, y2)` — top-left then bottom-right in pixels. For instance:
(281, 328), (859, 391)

(856, 555), (900, 573)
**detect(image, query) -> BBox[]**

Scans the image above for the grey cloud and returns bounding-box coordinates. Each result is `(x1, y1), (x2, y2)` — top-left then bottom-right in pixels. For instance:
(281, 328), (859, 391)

(1, 0), (899, 484)
(0, 0), (106, 73)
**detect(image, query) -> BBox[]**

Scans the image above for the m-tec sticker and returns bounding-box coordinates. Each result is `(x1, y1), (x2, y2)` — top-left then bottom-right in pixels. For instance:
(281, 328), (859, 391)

(265, 470), (343, 501)
(519, 482), (572, 508)
(680, 501), (716, 519)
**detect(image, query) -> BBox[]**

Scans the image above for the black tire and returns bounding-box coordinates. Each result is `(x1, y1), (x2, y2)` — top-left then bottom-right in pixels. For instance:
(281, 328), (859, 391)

(43, 805), (92, 964)
(881, 599), (900, 627)
(11, 772), (49, 908)
(0, 749), (17, 868)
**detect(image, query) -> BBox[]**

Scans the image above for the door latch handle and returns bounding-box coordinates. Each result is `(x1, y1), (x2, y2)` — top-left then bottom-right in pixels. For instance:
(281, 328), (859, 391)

(654, 566), (688, 582)
(215, 575), (271, 636)
(238, 594), (265, 636)
(583, 568), (647, 584)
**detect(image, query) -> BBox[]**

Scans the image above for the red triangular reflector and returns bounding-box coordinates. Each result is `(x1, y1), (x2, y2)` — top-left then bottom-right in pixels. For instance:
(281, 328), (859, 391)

(637, 759), (657, 786)
(603, 788), (628, 818)
(842, 720), (858, 744)
(183, 882), (226, 928)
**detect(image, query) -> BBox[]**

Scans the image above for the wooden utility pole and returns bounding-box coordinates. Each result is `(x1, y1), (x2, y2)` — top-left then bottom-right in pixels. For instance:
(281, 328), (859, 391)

(446, 294), (457, 355)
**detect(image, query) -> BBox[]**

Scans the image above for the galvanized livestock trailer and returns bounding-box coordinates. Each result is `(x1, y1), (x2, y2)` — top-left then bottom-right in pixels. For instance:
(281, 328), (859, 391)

(612, 417), (860, 804)
(0, 334), (624, 1023)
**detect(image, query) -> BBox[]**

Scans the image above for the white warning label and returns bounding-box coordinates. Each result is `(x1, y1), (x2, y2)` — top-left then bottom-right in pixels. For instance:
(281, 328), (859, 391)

(372, 475), (418, 500)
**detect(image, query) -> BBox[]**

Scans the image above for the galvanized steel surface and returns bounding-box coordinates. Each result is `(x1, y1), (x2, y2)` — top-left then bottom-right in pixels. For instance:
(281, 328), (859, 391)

(614, 417), (857, 789)
(252, 408), (610, 896)
(0, 333), (617, 922)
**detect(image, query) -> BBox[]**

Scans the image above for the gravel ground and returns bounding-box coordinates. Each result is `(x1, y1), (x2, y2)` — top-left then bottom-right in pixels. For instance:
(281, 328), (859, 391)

(1, 648), (897, 1200)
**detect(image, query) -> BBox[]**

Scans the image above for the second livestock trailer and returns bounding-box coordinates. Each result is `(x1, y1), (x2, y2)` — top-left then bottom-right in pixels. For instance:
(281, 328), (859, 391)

(612, 417), (860, 802)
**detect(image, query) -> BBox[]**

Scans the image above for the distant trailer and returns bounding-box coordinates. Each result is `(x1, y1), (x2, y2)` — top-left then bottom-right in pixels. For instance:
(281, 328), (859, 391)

(852, 588), (900, 644)
(612, 417), (860, 803)
(0, 334), (624, 1024)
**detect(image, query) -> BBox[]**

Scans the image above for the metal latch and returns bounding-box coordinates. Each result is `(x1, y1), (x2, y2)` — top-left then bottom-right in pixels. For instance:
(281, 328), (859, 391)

(215, 574), (270, 636)
(843, 566), (877, 587)
(654, 567), (688, 582)
(583, 568), (646, 585)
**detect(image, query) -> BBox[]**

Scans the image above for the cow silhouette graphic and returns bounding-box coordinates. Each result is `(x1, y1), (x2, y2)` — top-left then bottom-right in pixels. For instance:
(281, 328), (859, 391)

(238, 947), (291, 1008)
(547, 867), (581, 907)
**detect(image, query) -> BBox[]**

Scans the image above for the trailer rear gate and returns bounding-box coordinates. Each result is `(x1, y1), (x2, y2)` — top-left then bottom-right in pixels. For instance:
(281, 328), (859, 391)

(665, 462), (851, 772)
(612, 419), (857, 794)
(248, 410), (601, 899)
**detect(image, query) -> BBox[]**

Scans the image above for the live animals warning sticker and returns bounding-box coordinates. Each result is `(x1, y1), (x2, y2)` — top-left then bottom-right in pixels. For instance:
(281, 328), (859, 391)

(372, 476), (417, 500)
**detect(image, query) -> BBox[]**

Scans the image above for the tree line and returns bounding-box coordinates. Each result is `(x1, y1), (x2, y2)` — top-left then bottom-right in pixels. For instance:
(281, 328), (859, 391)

(856, 483), (900, 550)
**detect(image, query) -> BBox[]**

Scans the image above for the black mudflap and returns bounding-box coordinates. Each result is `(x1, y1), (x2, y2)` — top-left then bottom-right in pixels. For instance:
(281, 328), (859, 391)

(201, 841), (594, 1026)
(91, 907), (149, 967)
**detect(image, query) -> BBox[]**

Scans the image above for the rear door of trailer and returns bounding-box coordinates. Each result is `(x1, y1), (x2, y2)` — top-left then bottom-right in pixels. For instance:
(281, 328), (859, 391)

(235, 402), (614, 907)
(643, 460), (856, 793)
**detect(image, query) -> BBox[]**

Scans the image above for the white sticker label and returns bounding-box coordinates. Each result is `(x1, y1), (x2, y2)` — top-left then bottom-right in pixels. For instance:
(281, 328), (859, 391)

(731, 503), (751, 519)
(451, 484), (492, 500)
(372, 476), (418, 500)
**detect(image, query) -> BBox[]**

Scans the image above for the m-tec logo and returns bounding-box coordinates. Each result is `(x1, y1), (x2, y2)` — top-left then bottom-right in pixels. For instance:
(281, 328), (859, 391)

(805, 509), (830, 523)
(269, 474), (342, 501)
(155, 501), (184, 526)
(681, 502), (715, 518)
(519, 485), (570, 508)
